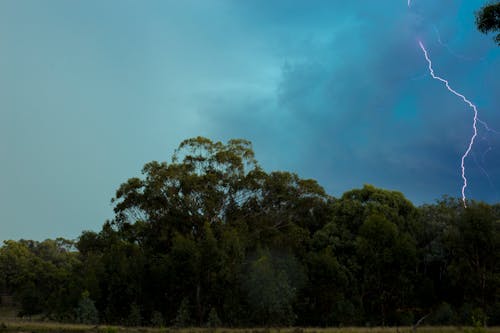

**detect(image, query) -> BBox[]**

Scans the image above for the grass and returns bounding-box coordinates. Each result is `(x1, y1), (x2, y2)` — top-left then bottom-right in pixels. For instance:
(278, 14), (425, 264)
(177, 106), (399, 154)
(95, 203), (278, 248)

(1, 323), (500, 333)
(0, 307), (19, 323)
(1, 309), (500, 333)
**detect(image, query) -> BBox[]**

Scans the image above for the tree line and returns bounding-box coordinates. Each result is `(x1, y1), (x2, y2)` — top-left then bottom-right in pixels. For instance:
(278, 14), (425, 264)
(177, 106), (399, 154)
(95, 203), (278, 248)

(1, 137), (499, 327)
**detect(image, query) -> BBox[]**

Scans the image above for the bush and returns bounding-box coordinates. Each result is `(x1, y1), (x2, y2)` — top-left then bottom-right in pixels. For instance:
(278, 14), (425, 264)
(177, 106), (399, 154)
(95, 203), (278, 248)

(127, 303), (142, 327)
(464, 312), (487, 333)
(207, 307), (221, 328)
(104, 327), (117, 333)
(75, 291), (99, 325)
(173, 298), (192, 327)
(151, 310), (165, 327)
(471, 308), (488, 326)
(396, 310), (414, 326)
(429, 302), (455, 325)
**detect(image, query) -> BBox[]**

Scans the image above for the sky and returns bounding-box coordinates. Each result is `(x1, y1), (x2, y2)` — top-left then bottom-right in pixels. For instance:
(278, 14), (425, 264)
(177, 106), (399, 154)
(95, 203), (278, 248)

(1, 0), (499, 241)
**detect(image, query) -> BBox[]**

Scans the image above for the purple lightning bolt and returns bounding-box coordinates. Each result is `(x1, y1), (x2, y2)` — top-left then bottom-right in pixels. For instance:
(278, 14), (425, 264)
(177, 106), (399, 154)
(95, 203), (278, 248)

(418, 40), (478, 208)
(477, 118), (500, 134)
(432, 25), (485, 62)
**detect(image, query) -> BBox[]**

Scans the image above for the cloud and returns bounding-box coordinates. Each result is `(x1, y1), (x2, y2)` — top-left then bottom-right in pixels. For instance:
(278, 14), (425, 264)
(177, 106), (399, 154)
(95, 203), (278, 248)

(1, 0), (499, 241)
(206, 1), (500, 204)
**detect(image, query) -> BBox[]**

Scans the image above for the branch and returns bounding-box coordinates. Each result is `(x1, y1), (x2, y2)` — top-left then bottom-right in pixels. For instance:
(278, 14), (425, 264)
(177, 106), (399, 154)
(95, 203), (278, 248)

(412, 312), (431, 333)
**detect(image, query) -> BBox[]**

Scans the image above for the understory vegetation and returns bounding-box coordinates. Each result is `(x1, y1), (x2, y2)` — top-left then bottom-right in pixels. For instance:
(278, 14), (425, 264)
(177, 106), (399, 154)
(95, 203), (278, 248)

(1, 137), (499, 327)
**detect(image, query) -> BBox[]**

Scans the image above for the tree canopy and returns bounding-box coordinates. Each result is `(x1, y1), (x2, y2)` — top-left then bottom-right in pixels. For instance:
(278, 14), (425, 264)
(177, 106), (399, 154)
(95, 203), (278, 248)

(476, 1), (500, 45)
(1, 137), (499, 327)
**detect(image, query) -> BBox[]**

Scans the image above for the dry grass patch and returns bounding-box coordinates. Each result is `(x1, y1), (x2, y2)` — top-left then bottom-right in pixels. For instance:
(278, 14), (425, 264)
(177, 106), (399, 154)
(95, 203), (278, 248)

(1, 324), (500, 333)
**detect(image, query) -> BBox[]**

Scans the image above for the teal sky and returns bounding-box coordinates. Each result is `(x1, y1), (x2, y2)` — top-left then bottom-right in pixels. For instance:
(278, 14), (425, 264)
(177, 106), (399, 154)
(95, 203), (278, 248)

(1, 1), (499, 241)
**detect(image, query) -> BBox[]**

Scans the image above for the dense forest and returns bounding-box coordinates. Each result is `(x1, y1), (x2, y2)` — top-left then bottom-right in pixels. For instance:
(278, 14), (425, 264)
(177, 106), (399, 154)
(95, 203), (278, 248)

(1, 137), (499, 327)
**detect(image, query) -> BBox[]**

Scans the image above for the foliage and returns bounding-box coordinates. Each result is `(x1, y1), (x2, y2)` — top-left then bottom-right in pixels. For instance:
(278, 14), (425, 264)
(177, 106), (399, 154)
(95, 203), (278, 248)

(476, 2), (500, 45)
(429, 302), (455, 325)
(75, 291), (99, 325)
(173, 298), (192, 328)
(107, 328), (118, 333)
(465, 313), (488, 333)
(127, 303), (142, 327)
(207, 307), (221, 328)
(150, 311), (165, 327)
(1, 137), (500, 327)
(243, 250), (297, 326)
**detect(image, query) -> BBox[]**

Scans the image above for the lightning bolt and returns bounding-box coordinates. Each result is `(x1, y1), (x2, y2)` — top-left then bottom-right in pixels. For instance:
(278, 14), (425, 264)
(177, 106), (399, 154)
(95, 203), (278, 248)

(477, 118), (500, 134)
(482, 146), (492, 164)
(472, 151), (499, 201)
(432, 25), (483, 62)
(418, 40), (478, 208)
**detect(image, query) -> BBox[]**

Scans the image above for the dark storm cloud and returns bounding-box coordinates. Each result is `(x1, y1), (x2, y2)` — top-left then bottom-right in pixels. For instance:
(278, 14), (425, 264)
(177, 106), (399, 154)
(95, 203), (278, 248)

(1, 1), (499, 241)
(206, 1), (500, 204)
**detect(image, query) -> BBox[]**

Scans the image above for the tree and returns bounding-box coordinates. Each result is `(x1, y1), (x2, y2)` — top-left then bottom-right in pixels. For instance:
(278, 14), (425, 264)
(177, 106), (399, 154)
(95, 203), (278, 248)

(300, 246), (351, 326)
(362, 215), (416, 323)
(108, 137), (328, 325)
(476, 2), (500, 45)
(243, 249), (297, 326)
(445, 202), (500, 317)
(5, 136), (500, 327)
(327, 185), (419, 325)
(112, 137), (260, 246)
(0, 240), (80, 319)
(0, 241), (34, 298)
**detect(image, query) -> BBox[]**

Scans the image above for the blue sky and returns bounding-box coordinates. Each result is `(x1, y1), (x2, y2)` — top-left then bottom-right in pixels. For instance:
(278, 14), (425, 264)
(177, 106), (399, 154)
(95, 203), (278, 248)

(1, 0), (499, 241)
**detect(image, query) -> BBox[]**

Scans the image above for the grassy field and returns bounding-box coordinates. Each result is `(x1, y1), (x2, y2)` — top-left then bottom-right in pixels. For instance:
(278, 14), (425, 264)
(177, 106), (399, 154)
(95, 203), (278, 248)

(2, 321), (500, 333)
(2, 307), (500, 333)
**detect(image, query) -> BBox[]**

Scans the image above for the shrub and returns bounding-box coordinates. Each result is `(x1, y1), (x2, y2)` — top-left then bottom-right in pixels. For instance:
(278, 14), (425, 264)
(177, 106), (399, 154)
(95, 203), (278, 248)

(104, 327), (117, 333)
(464, 312), (487, 333)
(151, 310), (165, 327)
(207, 307), (221, 328)
(75, 291), (99, 325)
(430, 302), (455, 325)
(127, 303), (143, 327)
(173, 297), (192, 327)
